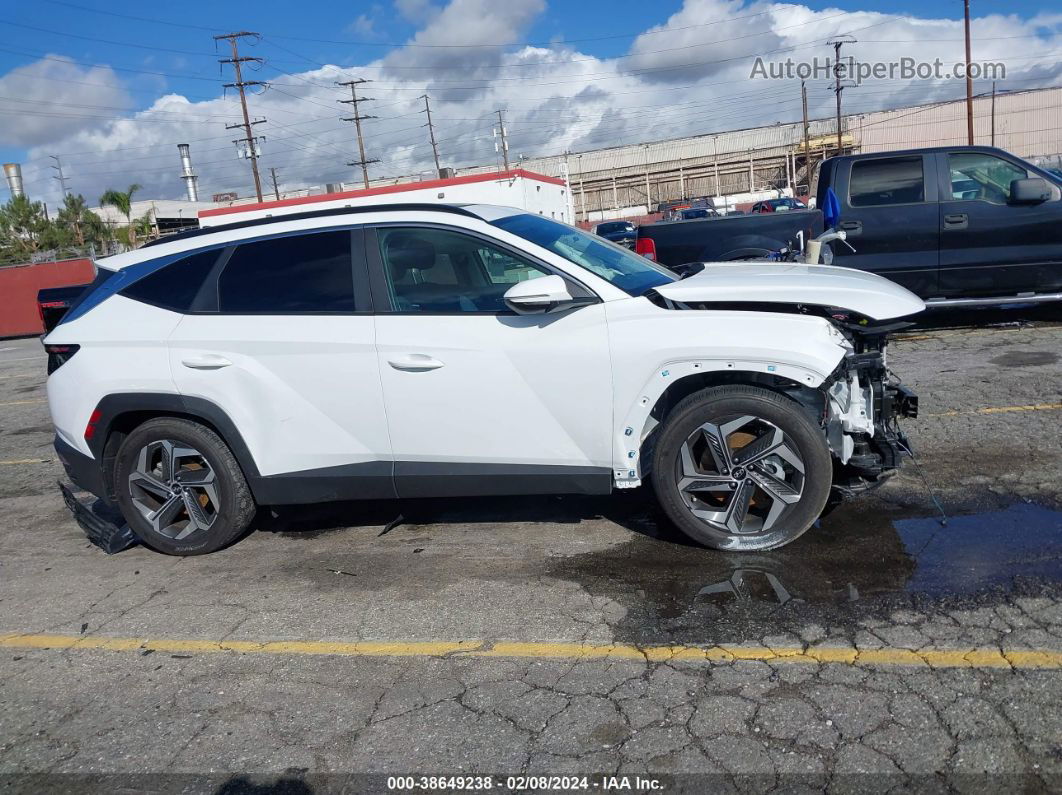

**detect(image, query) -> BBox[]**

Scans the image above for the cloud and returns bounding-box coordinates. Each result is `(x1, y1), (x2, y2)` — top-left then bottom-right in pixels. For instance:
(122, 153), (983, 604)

(394, 0), (442, 25)
(0, 56), (132, 147)
(5, 0), (1060, 207)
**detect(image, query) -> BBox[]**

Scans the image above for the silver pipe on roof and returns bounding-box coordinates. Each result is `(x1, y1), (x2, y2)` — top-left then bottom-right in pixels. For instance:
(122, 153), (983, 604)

(3, 163), (25, 198)
(177, 144), (199, 202)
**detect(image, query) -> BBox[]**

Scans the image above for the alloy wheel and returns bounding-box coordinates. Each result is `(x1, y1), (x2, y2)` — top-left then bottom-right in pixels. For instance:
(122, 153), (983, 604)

(127, 440), (220, 539)
(675, 415), (805, 536)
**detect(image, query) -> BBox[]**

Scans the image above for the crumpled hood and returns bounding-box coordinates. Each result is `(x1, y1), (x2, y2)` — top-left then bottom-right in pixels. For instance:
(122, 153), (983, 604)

(653, 262), (926, 320)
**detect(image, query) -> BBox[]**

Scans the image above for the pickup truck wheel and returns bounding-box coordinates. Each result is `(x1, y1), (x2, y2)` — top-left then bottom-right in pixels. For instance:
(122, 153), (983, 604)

(651, 385), (832, 551)
(114, 418), (255, 556)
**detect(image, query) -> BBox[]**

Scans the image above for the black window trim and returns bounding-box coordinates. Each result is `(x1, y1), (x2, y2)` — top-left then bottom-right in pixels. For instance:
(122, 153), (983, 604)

(184, 225), (374, 316)
(364, 222), (601, 316)
(846, 154), (936, 209)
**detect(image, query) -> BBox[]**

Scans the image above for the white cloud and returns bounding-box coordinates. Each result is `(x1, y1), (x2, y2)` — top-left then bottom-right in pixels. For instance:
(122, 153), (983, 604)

(0, 56), (132, 147)
(4, 0), (1060, 207)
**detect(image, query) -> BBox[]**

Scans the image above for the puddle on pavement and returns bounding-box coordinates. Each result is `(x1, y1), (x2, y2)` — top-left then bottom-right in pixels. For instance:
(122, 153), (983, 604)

(543, 500), (1062, 617)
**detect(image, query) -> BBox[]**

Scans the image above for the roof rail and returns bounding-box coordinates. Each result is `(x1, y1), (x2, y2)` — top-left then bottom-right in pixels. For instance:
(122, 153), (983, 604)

(141, 202), (478, 248)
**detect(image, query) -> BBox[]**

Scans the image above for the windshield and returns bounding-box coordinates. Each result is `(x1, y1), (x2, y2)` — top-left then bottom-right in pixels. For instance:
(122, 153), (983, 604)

(491, 213), (675, 296)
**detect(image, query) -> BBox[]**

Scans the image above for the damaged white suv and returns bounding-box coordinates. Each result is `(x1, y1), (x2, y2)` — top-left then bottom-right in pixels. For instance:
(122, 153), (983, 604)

(46, 203), (923, 555)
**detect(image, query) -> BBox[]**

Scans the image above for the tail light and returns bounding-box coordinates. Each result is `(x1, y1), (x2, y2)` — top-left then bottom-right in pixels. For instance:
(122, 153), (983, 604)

(84, 408), (102, 442)
(635, 237), (657, 261)
(45, 344), (79, 374)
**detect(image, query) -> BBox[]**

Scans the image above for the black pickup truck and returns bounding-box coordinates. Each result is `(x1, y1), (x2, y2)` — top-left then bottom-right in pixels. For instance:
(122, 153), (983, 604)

(637, 146), (1062, 306)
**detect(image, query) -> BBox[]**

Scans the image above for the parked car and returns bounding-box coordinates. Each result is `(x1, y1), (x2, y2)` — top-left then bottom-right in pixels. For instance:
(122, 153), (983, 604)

(37, 283), (91, 337)
(750, 198), (807, 213)
(46, 203), (921, 556)
(816, 146), (1062, 305)
(591, 220), (637, 248)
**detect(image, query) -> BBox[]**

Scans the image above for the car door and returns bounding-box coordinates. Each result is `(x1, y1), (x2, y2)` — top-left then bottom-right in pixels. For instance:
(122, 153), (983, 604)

(833, 153), (940, 297)
(366, 223), (614, 498)
(167, 226), (394, 498)
(937, 150), (1062, 297)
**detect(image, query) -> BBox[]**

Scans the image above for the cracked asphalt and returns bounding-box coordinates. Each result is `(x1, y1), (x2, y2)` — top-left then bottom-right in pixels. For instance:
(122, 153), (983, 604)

(1, 313), (1062, 792)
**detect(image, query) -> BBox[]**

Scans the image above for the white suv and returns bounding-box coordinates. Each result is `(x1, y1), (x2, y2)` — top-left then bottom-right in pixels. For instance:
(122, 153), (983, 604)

(46, 203), (923, 555)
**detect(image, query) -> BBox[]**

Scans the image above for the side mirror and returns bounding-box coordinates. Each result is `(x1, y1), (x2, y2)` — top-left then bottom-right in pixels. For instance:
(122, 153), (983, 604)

(1010, 177), (1050, 205)
(503, 275), (583, 314)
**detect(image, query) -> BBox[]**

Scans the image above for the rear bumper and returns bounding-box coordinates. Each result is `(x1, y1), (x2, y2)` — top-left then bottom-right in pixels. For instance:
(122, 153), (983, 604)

(54, 434), (107, 502)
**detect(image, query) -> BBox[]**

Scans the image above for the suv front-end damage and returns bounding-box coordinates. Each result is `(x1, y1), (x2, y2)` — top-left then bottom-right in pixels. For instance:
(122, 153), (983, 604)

(821, 315), (919, 496)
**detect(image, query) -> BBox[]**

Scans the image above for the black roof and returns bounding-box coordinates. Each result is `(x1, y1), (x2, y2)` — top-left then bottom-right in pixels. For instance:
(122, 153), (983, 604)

(142, 202), (478, 248)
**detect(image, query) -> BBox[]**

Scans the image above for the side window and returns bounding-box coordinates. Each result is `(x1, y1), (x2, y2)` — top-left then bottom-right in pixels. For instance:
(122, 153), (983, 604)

(120, 248), (221, 312)
(948, 152), (1027, 203)
(217, 230), (354, 313)
(377, 227), (550, 313)
(849, 156), (925, 206)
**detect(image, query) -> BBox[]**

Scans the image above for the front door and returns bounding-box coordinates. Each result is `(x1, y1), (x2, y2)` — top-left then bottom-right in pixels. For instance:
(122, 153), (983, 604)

(938, 150), (1062, 297)
(367, 224), (614, 498)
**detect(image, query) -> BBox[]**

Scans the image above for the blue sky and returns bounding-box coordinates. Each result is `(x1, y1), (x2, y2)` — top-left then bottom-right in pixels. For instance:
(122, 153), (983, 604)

(1, 0), (1059, 203)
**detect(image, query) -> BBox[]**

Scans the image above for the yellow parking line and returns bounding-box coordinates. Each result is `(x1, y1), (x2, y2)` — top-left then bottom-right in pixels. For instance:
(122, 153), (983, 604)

(1, 632), (1061, 669)
(927, 402), (1062, 417)
(0, 399), (47, 407)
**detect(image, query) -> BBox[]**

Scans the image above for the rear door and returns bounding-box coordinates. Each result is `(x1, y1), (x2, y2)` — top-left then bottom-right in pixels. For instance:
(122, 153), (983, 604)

(167, 227), (393, 495)
(937, 150), (1062, 297)
(833, 153), (940, 297)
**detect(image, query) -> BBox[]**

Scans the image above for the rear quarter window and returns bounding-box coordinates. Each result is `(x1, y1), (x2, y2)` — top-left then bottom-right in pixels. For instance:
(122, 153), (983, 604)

(120, 249), (222, 313)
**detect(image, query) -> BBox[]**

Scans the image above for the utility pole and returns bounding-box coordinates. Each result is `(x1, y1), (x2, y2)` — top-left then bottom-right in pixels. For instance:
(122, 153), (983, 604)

(420, 94), (442, 176)
(269, 167), (281, 201)
(990, 80), (996, 146)
(495, 110), (510, 171)
(337, 79), (378, 189)
(50, 155), (69, 196)
(827, 36), (857, 155)
(964, 0), (975, 145)
(215, 32), (267, 202)
(801, 80), (811, 184)
(643, 144), (651, 211)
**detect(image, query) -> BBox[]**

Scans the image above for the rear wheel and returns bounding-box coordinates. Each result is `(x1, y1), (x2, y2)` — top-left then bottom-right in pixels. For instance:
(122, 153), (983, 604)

(650, 385), (832, 551)
(114, 418), (255, 555)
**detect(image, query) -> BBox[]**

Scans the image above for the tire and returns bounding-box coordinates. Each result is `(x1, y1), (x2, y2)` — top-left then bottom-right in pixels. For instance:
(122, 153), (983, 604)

(650, 385), (832, 551)
(114, 417), (255, 555)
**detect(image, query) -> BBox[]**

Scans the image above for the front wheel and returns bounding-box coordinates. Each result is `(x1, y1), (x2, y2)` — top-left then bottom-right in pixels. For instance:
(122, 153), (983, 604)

(650, 385), (833, 551)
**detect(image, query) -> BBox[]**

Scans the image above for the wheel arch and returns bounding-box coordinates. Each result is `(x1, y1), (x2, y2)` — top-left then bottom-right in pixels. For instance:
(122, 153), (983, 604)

(91, 393), (261, 504)
(615, 362), (829, 488)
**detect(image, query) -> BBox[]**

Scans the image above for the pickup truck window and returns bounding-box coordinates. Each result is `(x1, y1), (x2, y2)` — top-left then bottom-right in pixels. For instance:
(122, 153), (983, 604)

(491, 213), (675, 296)
(948, 152), (1028, 203)
(849, 156), (925, 207)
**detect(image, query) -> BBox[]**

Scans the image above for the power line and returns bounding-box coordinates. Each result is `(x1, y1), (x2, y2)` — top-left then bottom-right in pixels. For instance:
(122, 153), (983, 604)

(215, 31), (267, 202)
(337, 79), (378, 189)
(50, 155), (69, 196)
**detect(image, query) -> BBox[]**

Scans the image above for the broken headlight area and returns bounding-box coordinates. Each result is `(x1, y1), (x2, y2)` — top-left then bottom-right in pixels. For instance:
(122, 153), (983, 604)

(822, 316), (918, 494)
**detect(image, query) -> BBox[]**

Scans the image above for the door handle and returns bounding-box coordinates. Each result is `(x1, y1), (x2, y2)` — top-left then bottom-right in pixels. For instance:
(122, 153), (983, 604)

(387, 353), (445, 372)
(181, 354), (232, 370)
(838, 220), (862, 234)
(943, 213), (968, 229)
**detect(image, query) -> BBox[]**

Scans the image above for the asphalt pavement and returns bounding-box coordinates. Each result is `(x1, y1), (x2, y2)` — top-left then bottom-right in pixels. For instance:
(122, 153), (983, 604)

(1, 314), (1061, 793)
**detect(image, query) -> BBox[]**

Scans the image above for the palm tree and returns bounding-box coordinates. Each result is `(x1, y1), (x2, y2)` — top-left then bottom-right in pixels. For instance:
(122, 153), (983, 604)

(99, 183), (141, 247)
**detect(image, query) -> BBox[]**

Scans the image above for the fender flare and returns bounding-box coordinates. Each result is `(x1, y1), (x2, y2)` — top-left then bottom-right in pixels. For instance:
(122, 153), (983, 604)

(612, 358), (831, 489)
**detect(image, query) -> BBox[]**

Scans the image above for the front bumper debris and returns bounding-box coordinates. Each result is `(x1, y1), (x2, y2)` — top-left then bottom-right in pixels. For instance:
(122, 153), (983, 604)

(59, 481), (139, 554)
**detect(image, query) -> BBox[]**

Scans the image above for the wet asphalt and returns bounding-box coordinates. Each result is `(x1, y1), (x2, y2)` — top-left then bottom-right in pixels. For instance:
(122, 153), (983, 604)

(1, 309), (1061, 791)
